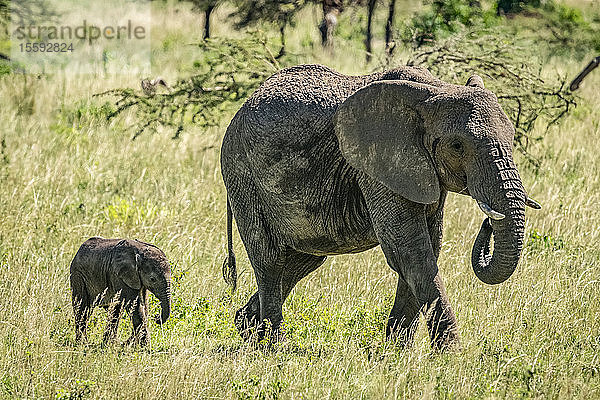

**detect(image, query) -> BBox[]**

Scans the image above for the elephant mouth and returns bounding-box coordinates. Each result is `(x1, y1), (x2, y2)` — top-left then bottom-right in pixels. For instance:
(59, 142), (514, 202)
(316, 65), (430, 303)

(437, 161), (469, 195)
(451, 170), (469, 195)
(458, 185), (470, 196)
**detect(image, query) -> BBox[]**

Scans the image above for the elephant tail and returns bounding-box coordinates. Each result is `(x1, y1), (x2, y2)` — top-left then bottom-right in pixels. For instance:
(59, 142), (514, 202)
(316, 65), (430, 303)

(222, 197), (237, 292)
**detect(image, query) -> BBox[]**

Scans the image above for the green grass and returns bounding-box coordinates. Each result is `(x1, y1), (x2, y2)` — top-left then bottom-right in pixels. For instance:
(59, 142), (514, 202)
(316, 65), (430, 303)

(1, 1), (600, 398)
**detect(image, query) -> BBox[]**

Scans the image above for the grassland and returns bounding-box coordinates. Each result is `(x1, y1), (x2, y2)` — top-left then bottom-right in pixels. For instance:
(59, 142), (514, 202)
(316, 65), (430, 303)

(0, 1), (600, 398)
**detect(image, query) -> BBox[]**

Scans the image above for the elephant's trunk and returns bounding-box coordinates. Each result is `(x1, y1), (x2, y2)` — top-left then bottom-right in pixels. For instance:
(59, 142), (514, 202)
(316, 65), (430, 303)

(153, 279), (171, 324)
(470, 146), (527, 285)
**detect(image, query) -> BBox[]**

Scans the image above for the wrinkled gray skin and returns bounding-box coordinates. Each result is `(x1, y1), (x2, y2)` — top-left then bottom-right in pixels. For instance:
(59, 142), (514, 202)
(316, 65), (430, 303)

(221, 64), (532, 350)
(70, 237), (172, 346)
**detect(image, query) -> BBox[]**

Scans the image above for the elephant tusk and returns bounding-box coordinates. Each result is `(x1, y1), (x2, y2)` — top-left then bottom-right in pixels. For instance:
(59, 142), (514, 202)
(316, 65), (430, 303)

(525, 196), (541, 209)
(477, 201), (505, 220)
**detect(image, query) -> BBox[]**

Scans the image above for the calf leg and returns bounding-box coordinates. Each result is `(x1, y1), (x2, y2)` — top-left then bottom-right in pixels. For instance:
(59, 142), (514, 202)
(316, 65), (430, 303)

(71, 273), (92, 344)
(102, 292), (124, 347)
(128, 290), (149, 347)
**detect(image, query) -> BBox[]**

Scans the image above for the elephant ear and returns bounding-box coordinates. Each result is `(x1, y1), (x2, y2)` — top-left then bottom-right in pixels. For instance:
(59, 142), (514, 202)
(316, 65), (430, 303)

(114, 241), (142, 290)
(334, 80), (440, 204)
(466, 75), (485, 88)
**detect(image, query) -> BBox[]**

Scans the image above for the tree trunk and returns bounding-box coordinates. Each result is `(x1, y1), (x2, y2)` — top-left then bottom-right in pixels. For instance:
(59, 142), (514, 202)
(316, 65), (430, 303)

(365, 0), (376, 63)
(385, 0), (396, 58)
(277, 22), (287, 59)
(203, 5), (214, 40)
(319, 0), (342, 49)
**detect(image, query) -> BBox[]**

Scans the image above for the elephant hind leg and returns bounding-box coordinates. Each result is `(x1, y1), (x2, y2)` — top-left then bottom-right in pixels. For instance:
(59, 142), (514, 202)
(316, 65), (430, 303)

(71, 273), (91, 344)
(235, 292), (261, 341)
(235, 250), (326, 341)
(233, 212), (286, 342)
(255, 249), (286, 343)
(225, 167), (288, 342)
(281, 252), (327, 299)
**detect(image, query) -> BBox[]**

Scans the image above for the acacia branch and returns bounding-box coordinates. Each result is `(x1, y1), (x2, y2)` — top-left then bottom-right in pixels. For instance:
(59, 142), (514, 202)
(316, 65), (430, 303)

(407, 33), (577, 162)
(95, 35), (283, 139)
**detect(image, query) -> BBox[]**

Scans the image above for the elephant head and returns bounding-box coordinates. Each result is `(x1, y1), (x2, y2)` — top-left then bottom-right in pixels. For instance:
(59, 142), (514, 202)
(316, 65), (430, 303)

(334, 76), (539, 285)
(113, 240), (172, 323)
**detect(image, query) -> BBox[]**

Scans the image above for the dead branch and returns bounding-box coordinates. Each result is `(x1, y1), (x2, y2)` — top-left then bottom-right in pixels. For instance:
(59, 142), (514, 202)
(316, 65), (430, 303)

(569, 56), (600, 91)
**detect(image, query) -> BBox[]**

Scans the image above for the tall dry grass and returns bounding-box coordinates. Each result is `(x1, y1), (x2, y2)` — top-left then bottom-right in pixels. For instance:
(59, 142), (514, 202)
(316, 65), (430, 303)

(0, 1), (599, 398)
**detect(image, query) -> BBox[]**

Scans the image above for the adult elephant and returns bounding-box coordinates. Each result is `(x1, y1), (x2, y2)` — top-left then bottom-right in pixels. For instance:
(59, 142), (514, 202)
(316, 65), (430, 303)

(220, 64), (540, 350)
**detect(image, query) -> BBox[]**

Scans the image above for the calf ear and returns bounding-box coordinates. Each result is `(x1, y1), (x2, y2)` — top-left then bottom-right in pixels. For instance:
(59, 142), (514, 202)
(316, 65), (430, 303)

(116, 264), (141, 290)
(114, 242), (141, 290)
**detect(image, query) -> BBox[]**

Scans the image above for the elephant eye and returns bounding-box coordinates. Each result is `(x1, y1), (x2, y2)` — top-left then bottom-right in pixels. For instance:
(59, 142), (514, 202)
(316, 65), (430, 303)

(150, 276), (157, 283)
(450, 141), (464, 153)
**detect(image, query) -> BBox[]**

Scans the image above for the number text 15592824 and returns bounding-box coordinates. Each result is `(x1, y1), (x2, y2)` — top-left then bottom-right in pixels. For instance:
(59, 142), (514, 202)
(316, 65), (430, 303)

(19, 43), (74, 52)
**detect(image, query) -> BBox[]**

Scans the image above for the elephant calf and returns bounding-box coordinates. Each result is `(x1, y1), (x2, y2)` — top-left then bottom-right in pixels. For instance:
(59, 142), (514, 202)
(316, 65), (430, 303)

(70, 237), (172, 346)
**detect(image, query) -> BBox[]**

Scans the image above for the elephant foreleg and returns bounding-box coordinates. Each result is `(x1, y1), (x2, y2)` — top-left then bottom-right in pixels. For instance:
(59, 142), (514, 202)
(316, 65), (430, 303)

(386, 276), (420, 346)
(383, 234), (459, 350)
(361, 183), (459, 351)
(102, 292), (124, 347)
(427, 191), (446, 262)
(422, 273), (459, 351)
(422, 192), (458, 350)
(128, 290), (149, 347)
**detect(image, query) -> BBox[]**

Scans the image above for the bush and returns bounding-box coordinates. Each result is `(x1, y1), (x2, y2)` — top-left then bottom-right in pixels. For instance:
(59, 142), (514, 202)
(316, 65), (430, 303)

(541, 3), (600, 58)
(402, 0), (498, 48)
(403, 0), (600, 58)
(0, 60), (10, 77)
(496, 0), (544, 15)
